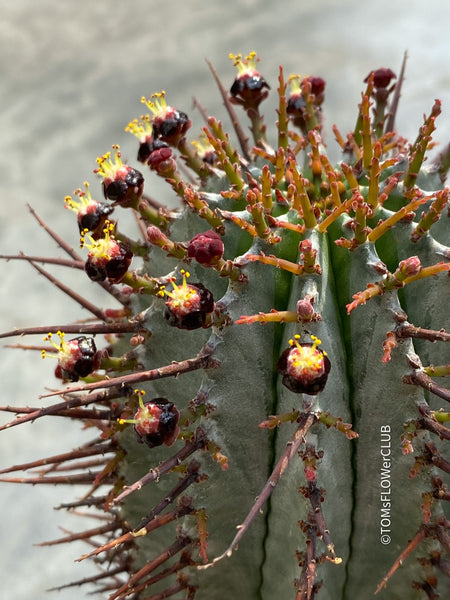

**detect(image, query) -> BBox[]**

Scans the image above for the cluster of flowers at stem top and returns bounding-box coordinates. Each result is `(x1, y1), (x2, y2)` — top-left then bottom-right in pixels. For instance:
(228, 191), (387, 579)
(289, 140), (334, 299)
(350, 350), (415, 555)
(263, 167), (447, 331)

(57, 51), (338, 401)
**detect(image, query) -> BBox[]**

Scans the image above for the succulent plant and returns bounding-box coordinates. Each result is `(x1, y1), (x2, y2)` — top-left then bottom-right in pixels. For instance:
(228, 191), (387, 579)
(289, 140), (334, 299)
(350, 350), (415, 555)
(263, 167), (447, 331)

(1, 51), (449, 599)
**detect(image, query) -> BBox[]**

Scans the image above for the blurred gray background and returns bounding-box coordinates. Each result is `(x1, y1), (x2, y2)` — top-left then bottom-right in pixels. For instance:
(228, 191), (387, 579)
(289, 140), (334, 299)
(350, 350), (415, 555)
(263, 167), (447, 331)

(1, 1), (449, 598)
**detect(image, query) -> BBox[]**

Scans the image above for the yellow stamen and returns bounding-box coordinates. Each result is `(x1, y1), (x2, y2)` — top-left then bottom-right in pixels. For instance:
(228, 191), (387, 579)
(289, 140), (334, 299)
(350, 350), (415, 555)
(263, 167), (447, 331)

(125, 115), (153, 141)
(95, 145), (124, 180)
(64, 181), (93, 213)
(41, 331), (67, 360)
(141, 91), (168, 118)
(229, 51), (260, 74)
(288, 334), (326, 373)
(81, 220), (116, 259)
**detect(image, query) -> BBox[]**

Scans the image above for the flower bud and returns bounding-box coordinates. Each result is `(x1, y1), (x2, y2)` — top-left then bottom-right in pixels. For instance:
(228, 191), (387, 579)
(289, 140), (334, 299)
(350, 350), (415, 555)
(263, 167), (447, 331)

(146, 145), (176, 175)
(365, 68), (396, 89)
(140, 138), (171, 165)
(398, 256), (422, 277)
(296, 295), (320, 322)
(187, 230), (224, 266)
(307, 76), (326, 104)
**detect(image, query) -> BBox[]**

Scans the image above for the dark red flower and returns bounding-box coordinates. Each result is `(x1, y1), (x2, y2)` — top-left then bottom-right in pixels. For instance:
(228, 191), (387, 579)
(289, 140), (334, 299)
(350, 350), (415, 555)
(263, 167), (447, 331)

(141, 92), (191, 146)
(229, 52), (270, 110)
(65, 183), (114, 235)
(43, 332), (100, 382)
(84, 222), (132, 283)
(277, 335), (331, 395)
(160, 270), (215, 330)
(287, 75), (326, 130)
(95, 145), (144, 204)
(119, 393), (180, 448)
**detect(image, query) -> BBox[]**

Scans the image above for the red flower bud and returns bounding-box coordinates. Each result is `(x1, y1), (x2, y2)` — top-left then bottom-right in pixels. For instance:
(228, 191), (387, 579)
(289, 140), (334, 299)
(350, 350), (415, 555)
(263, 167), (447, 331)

(146, 145), (175, 175)
(296, 295), (321, 322)
(365, 68), (396, 89)
(187, 230), (224, 266)
(139, 138), (171, 165)
(398, 256), (422, 277)
(307, 76), (326, 99)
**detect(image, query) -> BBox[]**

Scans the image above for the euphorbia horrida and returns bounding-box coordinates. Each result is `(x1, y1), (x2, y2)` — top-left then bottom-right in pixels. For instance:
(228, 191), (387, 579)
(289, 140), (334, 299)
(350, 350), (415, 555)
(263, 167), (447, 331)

(0, 52), (449, 599)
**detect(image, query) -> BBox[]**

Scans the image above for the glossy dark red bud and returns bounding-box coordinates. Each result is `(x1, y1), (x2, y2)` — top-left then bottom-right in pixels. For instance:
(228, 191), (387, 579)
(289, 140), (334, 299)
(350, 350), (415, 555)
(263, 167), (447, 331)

(164, 283), (214, 330)
(134, 398), (180, 448)
(85, 242), (133, 283)
(103, 167), (144, 203)
(187, 230), (224, 266)
(277, 343), (331, 395)
(58, 336), (100, 382)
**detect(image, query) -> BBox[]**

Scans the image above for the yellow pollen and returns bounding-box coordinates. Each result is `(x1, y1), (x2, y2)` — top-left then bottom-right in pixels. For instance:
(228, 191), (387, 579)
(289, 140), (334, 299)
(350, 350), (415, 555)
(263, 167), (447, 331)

(287, 74), (303, 95)
(191, 133), (215, 157)
(118, 390), (152, 426)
